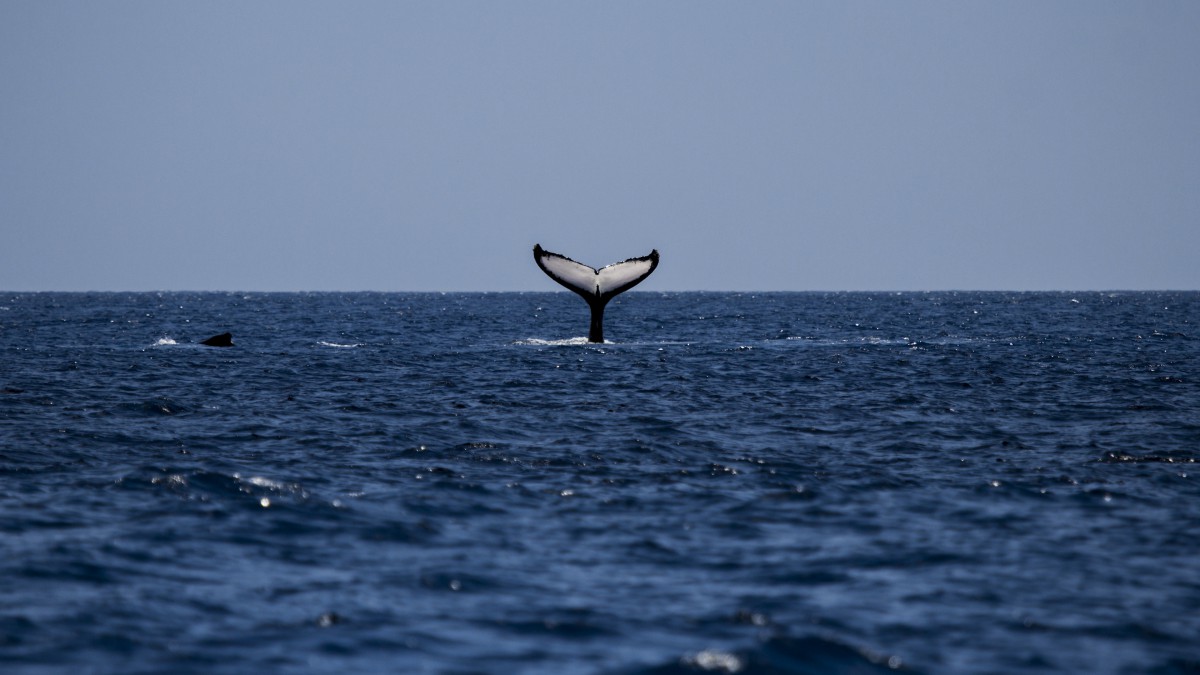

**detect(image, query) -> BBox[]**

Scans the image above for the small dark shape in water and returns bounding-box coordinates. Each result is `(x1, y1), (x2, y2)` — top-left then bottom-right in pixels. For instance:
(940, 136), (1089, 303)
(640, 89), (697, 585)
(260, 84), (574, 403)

(316, 612), (342, 627)
(200, 332), (233, 347)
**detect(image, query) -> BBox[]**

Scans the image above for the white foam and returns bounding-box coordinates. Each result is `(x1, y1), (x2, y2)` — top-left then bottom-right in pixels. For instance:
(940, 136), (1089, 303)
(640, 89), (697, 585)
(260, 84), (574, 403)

(514, 337), (598, 346)
(684, 650), (743, 672)
(318, 341), (362, 349)
(240, 475), (286, 490)
(152, 337), (178, 346)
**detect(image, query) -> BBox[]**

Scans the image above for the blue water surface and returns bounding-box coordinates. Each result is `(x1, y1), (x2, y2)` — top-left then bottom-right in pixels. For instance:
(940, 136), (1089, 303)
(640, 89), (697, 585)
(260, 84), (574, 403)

(1, 291), (1198, 674)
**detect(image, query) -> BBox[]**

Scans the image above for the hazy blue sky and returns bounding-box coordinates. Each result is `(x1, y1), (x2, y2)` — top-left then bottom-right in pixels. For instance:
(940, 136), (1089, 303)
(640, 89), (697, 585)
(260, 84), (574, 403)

(2, 1), (1197, 291)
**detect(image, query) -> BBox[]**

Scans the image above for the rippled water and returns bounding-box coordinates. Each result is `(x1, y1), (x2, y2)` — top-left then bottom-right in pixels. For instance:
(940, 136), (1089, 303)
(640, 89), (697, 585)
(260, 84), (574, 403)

(1, 291), (1198, 674)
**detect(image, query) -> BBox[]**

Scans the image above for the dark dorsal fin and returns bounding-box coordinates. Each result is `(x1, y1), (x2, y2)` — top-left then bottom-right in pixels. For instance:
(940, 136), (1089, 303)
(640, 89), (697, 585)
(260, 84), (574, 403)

(200, 332), (233, 347)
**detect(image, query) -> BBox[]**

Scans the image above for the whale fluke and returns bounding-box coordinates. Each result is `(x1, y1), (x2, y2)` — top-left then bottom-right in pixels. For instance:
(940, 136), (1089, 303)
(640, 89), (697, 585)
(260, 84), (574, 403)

(533, 244), (659, 343)
(200, 332), (234, 347)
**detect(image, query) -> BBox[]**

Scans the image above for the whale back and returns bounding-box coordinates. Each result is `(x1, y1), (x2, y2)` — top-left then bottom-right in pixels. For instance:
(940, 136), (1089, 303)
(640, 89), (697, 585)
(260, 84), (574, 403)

(200, 332), (234, 347)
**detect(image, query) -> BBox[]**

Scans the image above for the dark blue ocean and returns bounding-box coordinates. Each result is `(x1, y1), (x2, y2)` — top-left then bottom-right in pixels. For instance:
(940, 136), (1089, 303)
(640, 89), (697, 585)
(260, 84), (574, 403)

(2, 291), (1198, 674)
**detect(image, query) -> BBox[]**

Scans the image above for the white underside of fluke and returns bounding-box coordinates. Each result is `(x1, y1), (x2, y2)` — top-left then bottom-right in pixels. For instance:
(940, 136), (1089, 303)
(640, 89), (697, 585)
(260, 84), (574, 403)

(534, 246), (658, 299)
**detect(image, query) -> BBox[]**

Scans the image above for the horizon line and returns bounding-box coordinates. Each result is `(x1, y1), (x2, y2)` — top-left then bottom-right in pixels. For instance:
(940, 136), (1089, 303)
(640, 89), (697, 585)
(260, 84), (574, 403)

(3, 288), (1197, 295)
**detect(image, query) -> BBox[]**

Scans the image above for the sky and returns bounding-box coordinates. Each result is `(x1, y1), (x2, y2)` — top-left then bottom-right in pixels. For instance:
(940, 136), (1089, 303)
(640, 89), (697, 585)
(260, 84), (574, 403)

(2, 1), (1198, 292)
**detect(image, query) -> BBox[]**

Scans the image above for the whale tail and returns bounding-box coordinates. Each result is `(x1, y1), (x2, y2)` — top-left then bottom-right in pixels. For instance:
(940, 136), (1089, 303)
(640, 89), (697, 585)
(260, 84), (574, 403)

(533, 244), (659, 343)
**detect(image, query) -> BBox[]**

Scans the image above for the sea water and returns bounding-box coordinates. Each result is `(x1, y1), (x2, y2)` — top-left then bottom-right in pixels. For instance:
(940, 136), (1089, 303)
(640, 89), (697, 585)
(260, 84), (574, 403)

(1, 291), (1198, 674)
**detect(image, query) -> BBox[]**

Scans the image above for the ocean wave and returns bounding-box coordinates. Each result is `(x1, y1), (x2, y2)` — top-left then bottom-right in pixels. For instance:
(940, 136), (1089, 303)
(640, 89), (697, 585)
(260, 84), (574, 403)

(3, 291), (1198, 675)
(629, 635), (912, 674)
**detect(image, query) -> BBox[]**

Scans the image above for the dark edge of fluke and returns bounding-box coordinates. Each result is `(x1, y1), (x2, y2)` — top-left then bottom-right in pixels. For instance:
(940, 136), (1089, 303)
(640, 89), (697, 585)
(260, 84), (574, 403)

(200, 332), (234, 347)
(532, 244), (659, 343)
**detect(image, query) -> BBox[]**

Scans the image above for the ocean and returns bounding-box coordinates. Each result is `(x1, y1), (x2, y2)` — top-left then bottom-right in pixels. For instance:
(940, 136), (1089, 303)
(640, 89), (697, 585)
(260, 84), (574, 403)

(1, 291), (1197, 674)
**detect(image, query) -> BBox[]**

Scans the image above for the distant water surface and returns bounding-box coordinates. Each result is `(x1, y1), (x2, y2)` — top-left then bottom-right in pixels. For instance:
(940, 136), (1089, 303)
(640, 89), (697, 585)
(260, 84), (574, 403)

(1, 291), (1198, 674)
